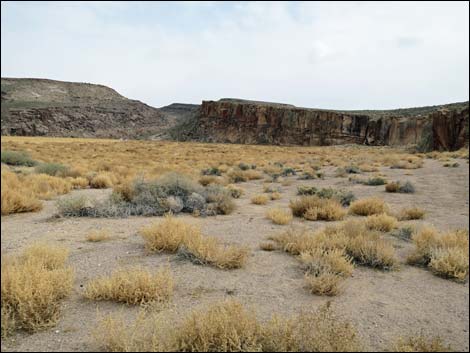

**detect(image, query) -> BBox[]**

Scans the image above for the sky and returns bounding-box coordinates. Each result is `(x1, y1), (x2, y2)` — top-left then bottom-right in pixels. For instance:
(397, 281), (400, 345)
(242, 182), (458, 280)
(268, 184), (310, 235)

(1, 1), (469, 109)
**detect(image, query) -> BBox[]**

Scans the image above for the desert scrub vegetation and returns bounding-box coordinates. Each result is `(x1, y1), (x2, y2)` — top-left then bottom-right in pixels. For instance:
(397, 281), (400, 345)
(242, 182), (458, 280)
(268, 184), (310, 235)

(34, 162), (69, 176)
(443, 161), (459, 168)
(266, 207), (293, 225)
(365, 213), (398, 232)
(226, 184), (243, 198)
(270, 220), (397, 271)
(1, 170), (74, 215)
(398, 207), (426, 220)
(89, 173), (113, 188)
(393, 335), (451, 352)
(251, 194), (269, 205)
(390, 156), (424, 169)
(93, 300), (362, 352)
(83, 266), (174, 305)
(1, 244), (74, 335)
(385, 181), (416, 193)
(228, 167), (263, 183)
(297, 186), (355, 206)
(407, 227), (469, 282)
(390, 226), (415, 241)
(290, 196), (346, 221)
(86, 229), (111, 242)
(349, 176), (387, 186)
(140, 215), (249, 269)
(1, 170), (43, 215)
(56, 173), (236, 218)
(1, 150), (37, 166)
(349, 197), (388, 216)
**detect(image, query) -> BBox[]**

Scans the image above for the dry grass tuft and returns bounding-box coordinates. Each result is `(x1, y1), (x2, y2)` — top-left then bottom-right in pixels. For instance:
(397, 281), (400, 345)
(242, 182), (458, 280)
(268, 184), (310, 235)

(394, 335), (452, 352)
(139, 215), (197, 253)
(365, 213), (398, 232)
(407, 227), (469, 281)
(259, 242), (277, 251)
(266, 207), (293, 225)
(304, 272), (344, 296)
(86, 229), (111, 242)
(93, 300), (362, 352)
(251, 194), (269, 205)
(398, 207), (426, 220)
(270, 191), (282, 200)
(90, 173), (113, 188)
(140, 215), (249, 269)
(180, 233), (249, 269)
(83, 266), (174, 305)
(1, 244), (74, 334)
(1, 171), (43, 215)
(349, 197), (388, 216)
(290, 196), (346, 221)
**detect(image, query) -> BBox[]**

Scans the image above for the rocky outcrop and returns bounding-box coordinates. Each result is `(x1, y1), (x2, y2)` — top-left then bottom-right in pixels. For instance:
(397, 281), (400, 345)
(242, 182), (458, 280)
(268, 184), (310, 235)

(1, 78), (178, 139)
(177, 99), (468, 150)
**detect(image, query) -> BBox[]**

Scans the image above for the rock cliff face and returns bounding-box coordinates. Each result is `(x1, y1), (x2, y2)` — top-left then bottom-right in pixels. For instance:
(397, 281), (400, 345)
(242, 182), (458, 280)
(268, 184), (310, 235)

(176, 99), (469, 151)
(1, 78), (177, 139)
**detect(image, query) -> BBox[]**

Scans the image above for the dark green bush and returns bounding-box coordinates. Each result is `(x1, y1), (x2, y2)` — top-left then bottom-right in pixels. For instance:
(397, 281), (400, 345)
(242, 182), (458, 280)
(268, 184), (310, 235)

(35, 162), (69, 176)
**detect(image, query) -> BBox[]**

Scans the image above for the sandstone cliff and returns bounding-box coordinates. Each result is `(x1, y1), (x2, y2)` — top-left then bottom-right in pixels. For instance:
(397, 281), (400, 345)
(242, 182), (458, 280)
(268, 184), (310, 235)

(174, 99), (469, 151)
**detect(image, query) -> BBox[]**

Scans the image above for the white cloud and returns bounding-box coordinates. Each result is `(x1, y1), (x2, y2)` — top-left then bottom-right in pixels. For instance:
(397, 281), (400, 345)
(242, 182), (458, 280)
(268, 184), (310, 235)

(1, 1), (468, 109)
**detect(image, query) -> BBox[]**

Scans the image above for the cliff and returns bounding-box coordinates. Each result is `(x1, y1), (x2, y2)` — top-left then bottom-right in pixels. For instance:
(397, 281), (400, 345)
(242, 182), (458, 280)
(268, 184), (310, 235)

(0, 78), (177, 139)
(174, 99), (469, 151)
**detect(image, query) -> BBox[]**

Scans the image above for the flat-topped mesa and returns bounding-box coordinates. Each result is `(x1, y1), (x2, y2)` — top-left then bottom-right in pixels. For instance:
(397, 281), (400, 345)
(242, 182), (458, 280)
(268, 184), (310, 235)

(189, 99), (469, 150)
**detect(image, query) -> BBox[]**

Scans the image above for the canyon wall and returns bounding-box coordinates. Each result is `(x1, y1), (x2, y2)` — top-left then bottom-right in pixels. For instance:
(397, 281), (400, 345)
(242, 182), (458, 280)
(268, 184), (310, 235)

(178, 99), (468, 150)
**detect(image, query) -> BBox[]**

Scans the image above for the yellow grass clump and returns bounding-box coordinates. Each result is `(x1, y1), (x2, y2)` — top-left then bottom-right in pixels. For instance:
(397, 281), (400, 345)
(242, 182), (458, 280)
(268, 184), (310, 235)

(93, 300), (362, 352)
(1, 171), (43, 215)
(67, 176), (89, 189)
(90, 173), (113, 188)
(86, 229), (111, 242)
(1, 244), (74, 334)
(407, 227), (469, 281)
(270, 191), (282, 200)
(349, 197), (388, 216)
(290, 196), (346, 221)
(180, 232), (249, 269)
(83, 266), (174, 305)
(266, 207), (293, 225)
(251, 194), (269, 205)
(139, 215), (197, 253)
(394, 335), (452, 352)
(398, 207), (426, 220)
(140, 215), (249, 269)
(365, 213), (398, 232)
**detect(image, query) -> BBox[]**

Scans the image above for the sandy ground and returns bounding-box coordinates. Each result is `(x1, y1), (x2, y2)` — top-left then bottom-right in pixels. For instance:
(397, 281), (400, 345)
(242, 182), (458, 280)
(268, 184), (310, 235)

(1, 158), (469, 352)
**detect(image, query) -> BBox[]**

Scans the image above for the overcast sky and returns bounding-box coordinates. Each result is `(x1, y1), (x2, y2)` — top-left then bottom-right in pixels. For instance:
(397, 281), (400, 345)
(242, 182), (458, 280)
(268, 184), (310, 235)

(1, 1), (469, 109)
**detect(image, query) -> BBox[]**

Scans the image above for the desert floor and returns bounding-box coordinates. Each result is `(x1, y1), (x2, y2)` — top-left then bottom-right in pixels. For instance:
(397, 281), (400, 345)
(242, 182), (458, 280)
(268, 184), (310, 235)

(1, 158), (469, 352)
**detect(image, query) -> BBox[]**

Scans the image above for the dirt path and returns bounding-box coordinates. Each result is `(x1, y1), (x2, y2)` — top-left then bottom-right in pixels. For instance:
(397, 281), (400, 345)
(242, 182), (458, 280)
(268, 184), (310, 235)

(1, 159), (469, 351)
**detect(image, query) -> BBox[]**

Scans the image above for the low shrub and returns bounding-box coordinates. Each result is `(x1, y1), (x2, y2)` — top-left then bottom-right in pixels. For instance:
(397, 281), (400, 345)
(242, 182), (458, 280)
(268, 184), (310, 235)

(251, 194), (269, 205)
(35, 162), (69, 176)
(90, 173), (113, 188)
(84, 266), (174, 305)
(407, 227), (469, 281)
(443, 162), (459, 168)
(390, 226), (415, 241)
(226, 184), (243, 198)
(86, 229), (111, 242)
(1, 171), (43, 215)
(1, 150), (37, 167)
(93, 301), (362, 352)
(290, 196), (346, 221)
(394, 335), (451, 352)
(398, 207), (425, 220)
(1, 244), (74, 334)
(201, 167), (221, 176)
(297, 185), (317, 195)
(266, 207), (293, 225)
(141, 216), (249, 269)
(349, 197), (388, 216)
(365, 213), (398, 232)
(365, 177), (387, 186)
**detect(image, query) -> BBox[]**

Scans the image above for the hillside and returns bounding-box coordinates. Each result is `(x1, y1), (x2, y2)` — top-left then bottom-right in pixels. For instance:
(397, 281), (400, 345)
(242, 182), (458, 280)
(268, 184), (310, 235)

(1, 78), (178, 139)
